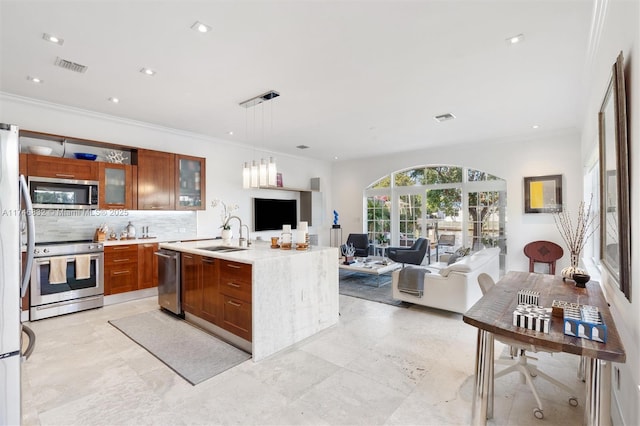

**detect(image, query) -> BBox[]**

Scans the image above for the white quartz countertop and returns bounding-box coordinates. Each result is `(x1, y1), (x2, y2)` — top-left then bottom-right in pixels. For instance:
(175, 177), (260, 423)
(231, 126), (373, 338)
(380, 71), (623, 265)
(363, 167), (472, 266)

(159, 239), (336, 265)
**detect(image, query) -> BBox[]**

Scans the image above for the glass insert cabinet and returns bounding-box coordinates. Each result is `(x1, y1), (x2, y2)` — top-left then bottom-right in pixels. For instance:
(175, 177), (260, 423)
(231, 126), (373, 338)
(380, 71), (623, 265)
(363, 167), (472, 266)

(99, 163), (134, 210)
(176, 155), (206, 210)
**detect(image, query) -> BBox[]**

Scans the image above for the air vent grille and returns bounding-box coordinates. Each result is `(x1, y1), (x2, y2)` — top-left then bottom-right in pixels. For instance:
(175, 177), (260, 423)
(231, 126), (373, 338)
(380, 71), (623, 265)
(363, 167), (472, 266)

(54, 57), (88, 73)
(433, 113), (456, 122)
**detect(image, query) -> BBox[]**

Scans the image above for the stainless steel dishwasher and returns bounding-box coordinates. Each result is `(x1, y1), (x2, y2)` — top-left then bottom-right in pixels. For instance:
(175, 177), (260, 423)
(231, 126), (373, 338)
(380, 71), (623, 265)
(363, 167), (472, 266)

(155, 249), (182, 317)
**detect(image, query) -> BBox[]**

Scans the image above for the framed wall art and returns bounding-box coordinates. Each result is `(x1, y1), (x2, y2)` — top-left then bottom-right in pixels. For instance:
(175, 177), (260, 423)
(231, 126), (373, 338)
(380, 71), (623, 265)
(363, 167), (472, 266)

(523, 174), (562, 213)
(599, 51), (631, 300)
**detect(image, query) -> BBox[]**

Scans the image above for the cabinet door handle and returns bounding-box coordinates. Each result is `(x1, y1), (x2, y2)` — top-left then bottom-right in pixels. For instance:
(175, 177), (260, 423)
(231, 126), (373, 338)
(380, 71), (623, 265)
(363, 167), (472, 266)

(113, 270), (130, 276)
(113, 258), (130, 263)
(55, 173), (75, 178)
(226, 264), (241, 269)
(113, 246), (131, 250)
(202, 259), (215, 264)
(227, 300), (242, 308)
(184, 255), (193, 259)
(226, 282), (241, 288)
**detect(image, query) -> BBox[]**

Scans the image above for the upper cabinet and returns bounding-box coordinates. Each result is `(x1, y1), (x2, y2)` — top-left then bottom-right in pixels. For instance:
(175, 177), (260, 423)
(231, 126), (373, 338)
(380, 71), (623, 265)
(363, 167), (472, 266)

(20, 129), (205, 211)
(27, 155), (99, 181)
(99, 163), (135, 210)
(134, 150), (206, 211)
(134, 149), (176, 210)
(176, 154), (206, 210)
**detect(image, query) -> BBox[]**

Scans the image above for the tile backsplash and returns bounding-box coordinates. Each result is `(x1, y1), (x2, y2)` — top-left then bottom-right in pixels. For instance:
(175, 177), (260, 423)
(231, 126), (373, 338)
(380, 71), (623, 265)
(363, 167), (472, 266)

(32, 210), (197, 243)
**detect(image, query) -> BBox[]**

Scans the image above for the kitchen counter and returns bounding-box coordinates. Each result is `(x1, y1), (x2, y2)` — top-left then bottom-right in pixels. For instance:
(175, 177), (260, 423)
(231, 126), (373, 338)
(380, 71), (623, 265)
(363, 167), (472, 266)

(159, 239), (340, 361)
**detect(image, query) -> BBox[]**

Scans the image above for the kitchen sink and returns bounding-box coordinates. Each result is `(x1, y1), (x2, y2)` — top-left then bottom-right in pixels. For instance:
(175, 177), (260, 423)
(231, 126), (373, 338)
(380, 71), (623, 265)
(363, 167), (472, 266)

(199, 246), (247, 253)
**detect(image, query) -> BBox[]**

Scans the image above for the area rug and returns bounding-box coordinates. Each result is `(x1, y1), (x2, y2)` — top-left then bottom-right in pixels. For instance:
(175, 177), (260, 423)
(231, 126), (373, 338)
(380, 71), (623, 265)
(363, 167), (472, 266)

(109, 309), (250, 385)
(339, 271), (410, 308)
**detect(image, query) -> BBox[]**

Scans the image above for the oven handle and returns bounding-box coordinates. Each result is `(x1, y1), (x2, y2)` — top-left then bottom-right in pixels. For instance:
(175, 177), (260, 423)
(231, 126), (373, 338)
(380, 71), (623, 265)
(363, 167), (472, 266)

(34, 254), (102, 265)
(20, 174), (35, 298)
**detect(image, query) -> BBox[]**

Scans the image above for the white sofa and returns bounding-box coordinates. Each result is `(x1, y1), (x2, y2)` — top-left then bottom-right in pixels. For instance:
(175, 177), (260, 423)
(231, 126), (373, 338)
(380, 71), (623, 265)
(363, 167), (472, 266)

(391, 247), (500, 314)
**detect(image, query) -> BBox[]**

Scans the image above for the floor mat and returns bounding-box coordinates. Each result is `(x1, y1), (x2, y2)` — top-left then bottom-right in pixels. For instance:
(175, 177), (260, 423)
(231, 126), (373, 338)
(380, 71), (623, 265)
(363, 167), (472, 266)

(109, 309), (250, 385)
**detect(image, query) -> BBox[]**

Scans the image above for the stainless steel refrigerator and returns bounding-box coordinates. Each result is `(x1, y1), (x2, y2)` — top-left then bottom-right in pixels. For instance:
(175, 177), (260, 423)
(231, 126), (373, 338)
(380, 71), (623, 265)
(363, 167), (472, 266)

(0, 123), (35, 425)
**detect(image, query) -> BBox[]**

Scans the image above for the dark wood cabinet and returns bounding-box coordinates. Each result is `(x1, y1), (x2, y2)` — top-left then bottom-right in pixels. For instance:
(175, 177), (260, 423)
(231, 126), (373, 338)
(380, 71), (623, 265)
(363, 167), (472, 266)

(178, 255), (251, 341)
(104, 245), (138, 295)
(137, 242), (159, 289)
(218, 260), (252, 341)
(19, 153), (27, 176)
(181, 253), (202, 315)
(200, 256), (219, 324)
(99, 163), (134, 210)
(135, 149), (175, 210)
(181, 253), (220, 322)
(27, 154), (99, 181)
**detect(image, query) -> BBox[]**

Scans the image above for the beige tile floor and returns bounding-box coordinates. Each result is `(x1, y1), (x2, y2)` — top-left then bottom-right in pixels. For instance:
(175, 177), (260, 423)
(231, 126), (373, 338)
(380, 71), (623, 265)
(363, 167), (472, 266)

(21, 295), (585, 425)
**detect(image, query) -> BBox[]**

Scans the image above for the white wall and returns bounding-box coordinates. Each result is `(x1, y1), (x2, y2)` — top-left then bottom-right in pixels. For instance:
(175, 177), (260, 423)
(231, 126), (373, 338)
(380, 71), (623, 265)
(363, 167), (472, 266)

(579, 1), (640, 424)
(331, 129), (583, 273)
(0, 94), (334, 245)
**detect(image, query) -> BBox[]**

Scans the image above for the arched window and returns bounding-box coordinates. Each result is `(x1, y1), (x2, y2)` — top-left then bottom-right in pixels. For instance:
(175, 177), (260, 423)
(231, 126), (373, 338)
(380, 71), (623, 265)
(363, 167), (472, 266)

(365, 165), (507, 271)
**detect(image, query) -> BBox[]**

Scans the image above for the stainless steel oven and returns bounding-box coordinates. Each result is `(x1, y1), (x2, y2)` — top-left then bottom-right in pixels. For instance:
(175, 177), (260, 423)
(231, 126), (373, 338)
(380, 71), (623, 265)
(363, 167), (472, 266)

(30, 240), (104, 320)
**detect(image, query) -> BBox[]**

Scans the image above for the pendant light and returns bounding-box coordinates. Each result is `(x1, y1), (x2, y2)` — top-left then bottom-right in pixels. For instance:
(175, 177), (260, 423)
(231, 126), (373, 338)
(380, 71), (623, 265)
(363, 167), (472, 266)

(239, 90), (279, 188)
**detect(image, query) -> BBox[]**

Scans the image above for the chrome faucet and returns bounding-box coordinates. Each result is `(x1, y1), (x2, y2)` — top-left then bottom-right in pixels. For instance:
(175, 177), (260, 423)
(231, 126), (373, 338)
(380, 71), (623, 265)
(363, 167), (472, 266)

(226, 215), (250, 247)
(241, 224), (251, 247)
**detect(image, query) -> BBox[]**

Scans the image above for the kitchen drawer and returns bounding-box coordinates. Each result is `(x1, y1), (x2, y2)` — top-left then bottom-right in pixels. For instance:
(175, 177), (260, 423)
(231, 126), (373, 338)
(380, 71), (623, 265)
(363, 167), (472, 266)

(27, 154), (99, 181)
(219, 260), (252, 284)
(105, 245), (138, 266)
(219, 276), (251, 303)
(105, 264), (138, 295)
(220, 295), (251, 341)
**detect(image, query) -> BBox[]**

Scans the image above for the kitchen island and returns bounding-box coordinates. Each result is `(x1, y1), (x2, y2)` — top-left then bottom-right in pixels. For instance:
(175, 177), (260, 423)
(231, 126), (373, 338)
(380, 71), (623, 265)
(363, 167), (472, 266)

(159, 239), (339, 361)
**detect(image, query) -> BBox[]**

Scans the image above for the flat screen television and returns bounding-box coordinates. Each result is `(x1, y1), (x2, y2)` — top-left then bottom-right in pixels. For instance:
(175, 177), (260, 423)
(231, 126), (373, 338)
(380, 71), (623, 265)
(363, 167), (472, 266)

(253, 198), (297, 231)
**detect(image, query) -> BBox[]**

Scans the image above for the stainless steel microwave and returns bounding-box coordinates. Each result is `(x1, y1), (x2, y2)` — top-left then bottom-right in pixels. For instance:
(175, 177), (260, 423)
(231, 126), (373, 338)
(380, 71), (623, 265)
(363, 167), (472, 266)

(28, 176), (99, 210)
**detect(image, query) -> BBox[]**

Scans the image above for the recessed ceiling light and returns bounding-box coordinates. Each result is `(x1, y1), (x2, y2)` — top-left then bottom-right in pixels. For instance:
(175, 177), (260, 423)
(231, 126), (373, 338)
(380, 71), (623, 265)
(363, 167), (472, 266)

(506, 33), (525, 44)
(433, 113), (456, 123)
(26, 76), (43, 84)
(227, 131), (234, 136)
(532, 124), (540, 129)
(191, 21), (212, 33)
(333, 156), (339, 160)
(108, 97), (120, 103)
(140, 67), (156, 76)
(42, 33), (64, 45)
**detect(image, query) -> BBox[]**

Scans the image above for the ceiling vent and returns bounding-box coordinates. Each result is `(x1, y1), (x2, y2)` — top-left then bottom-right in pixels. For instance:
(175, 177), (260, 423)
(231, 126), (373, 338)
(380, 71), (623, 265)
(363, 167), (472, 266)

(239, 90), (280, 108)
(296, 145), (310, 150)
(433, 113), (456, 123)
(54, 57), (88, 73)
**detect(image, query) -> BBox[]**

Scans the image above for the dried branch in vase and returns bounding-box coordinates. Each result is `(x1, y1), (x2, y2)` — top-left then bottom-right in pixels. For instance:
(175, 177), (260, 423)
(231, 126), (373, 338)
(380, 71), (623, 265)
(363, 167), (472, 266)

(552, 194), (598, 275)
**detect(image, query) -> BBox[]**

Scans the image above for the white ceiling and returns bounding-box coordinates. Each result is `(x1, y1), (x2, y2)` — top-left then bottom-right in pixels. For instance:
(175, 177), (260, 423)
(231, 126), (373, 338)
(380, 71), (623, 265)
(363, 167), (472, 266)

(0, 1), (594, 161)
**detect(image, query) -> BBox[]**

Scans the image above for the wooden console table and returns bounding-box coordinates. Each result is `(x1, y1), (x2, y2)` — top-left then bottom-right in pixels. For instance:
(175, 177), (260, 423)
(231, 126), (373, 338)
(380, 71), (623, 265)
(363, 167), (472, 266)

(463, 271), (626, 426)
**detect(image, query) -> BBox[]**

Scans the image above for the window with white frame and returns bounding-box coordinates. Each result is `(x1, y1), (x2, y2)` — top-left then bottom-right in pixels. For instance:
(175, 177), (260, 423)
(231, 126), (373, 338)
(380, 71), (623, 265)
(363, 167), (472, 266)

(365, 165), (507, 271)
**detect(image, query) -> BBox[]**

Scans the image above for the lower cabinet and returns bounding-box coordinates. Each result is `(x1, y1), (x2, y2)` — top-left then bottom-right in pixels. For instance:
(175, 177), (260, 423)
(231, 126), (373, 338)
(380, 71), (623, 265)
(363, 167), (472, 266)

(181, 253), (220, 319)
(218, 260), (252, 341)
(104, 242), (159, 296)
(180, 255), (252, 341)
(181, 253), (202, 315)
(104, 245), (138, 295)
(137, 242), (159, 289)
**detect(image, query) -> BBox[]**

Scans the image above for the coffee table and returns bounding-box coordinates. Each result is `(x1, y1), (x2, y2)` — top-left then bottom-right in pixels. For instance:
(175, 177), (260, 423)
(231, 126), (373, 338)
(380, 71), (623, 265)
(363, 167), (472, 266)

(338, 256), (402, 286)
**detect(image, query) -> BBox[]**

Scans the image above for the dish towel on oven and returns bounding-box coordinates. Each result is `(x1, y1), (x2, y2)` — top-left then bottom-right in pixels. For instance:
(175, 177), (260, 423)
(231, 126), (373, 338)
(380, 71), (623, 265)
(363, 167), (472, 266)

(48, 256), (68, 284)
(75, 254), (91, 280)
